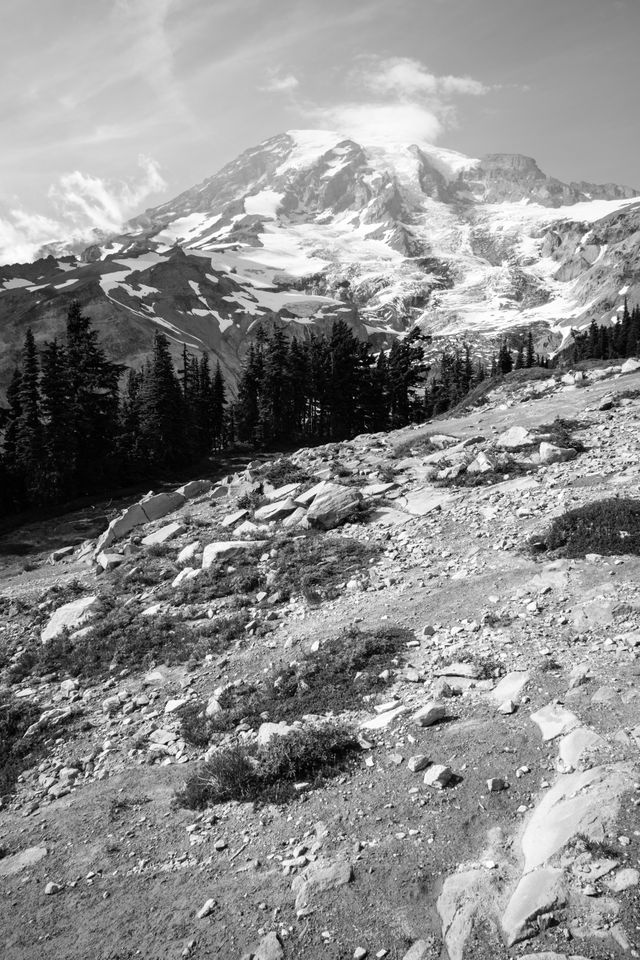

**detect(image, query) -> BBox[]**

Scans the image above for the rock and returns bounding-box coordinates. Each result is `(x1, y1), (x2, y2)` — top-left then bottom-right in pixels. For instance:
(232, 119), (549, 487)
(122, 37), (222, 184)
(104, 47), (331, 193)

(606, 867), (639, 892)
(291, 858), (353, 917)
(436, 662), (481, 679)
(0, 846), (47, 877)
(294, 480), (331, 507)
(96, 551), (124, 571)
(466, 451), (497, 474)
(353, 949), (368, 960)
(235, 520), (262, 538)
(196, 897), (216, 919)
(139, 490), (186, 521)
(201, 541), (265, 568)
(539, 442), (577, 464)
(501, 867), (566, 946)
(413, 702), (446, 727)
(141, 521), (186, 545)
(557, 727), (605, 771)
(47, 545), (75, 563)
(265, 482), (300, 502)
(221, 509), (248, 528)
(102, 695), (122, 715)
(205, 696), (222, 717)
(401, 942), (432, 960)
(621, 357), (640, 374)
(60, 679), (79, 698)
(172, 567), (200, 587)
(360, 705), (409, 730)
(164, 698), (186, 714)
(496, 426), (533, 450)
(257, 721), (295, 747)
(254, 498), (298, 523)
(177, 541), (200, 565)
(408, 754), (430, 772)
(94, 502), (149, 552)
(176, 479), (212, 499)
(497, 699), (517, 715)
(397, 488), (456, 517)
(521, 764), (635, 872)
(45, 881), (63, 895)
(492, 671), (530, 703)
(307, 484), (361, 530)
(254, 931), (284, 960)
(423, 764), (453, 789)
(41, 595), (99, 643)
(437, 868), (496, 960)
(282, 506), (308, 530)
(486, 777), (508, 792)
(530, 703), (579, 741)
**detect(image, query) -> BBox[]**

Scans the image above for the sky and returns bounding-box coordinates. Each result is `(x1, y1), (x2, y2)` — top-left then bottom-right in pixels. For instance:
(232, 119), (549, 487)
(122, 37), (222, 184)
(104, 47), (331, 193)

(1, 0), (639, 262)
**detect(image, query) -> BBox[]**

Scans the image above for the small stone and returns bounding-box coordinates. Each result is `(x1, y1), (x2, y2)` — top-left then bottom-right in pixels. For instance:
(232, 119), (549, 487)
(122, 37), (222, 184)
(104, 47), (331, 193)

(497, 699), (516, 715)
(196, 897), (216, 919)
(486, 777), (508, 792)
(413, 702), (445, 727)
(408, 754), (430, 773)
(353, 949), (368, 960)
(423, 764), (452, 789)
(45, 881), (62, 895)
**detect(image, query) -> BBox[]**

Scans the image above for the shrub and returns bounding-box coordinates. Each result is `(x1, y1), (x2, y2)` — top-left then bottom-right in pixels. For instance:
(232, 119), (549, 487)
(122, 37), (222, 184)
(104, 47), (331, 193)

(537, 418), (587, 452)
(436, 458), (531, 488)
(258, 458), (312, 488)
(272, 534), (379, 602)
(170, 547), (266, 606)
(177, 722), (360, 807)
(0, 692), (42, 799)
(534, 497), (640, 558)
(199, 625), (410, 736)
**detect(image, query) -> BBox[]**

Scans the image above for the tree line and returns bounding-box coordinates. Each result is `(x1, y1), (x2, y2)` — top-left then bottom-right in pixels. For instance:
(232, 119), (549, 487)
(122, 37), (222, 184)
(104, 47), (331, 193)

(0, 302), (555, 518)
(0, 303), (227, 515)
(569, 301), (640, 362)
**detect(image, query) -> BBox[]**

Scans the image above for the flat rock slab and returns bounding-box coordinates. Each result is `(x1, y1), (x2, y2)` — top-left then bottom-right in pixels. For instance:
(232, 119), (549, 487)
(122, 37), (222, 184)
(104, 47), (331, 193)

(41, 595), (99, 643)
(142, 521), (186, 546)
(437, 868), (498, 960)
(530, 703), (580, 741)
(368, 507), (413, 527)
(492, 671), (530, 703)
(140, 490), (186, 522)
(496, 425), (533, 450)
(502, 867), (566, 946)
(253, 931), (284, 960)
(520, 952), (592, 959)
(397, 488), (457, 517)
(360, 704), (409, 730)
(557, 727), (605, 770)
(291, 858), (353, 917)
(0, 846), (47, 876)
(436, 662), (481, 679)
(521, 763), (635, 873)
(265, 482), (300, 502)
(176, 479), (212, 499)
(606, 867), (640, 892)
(254, 498), (298, 522)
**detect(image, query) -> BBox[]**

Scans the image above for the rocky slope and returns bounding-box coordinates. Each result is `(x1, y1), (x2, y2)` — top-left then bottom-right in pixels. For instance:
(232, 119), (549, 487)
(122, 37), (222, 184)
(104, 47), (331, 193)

(1, 131), (639, 395)
(2, 361), (640, 959)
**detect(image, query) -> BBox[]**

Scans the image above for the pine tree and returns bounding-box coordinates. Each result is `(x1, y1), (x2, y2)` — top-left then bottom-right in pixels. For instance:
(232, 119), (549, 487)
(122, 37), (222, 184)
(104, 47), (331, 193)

(525, 330), (535, 368)
(210, 361), (226, 450)
(138, 332), (186, 468)
(40, 339), (70, 499)
(14, 329), (44, 499)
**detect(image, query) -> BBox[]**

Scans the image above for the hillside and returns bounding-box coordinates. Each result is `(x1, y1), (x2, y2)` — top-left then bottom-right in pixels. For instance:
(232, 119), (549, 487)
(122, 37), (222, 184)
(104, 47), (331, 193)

(1, 360), (640, 959)
(1, 131), (639, 395)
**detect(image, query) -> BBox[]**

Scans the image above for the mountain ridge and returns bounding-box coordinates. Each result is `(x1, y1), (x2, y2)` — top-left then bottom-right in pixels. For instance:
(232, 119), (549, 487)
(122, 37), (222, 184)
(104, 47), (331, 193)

(1, 129), (639, 397)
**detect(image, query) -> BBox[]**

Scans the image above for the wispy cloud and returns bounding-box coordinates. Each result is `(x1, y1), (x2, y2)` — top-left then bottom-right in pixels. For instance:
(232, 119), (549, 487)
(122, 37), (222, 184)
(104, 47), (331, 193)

(0, 157), (166, 265)
(259, 70), (300, 94)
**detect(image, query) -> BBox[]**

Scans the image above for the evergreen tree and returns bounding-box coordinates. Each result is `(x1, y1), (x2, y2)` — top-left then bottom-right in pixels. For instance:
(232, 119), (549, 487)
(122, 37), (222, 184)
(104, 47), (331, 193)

(40, 339), (70, 499)
(14, 329), (44, 500)
(210, 361), (226, 450)
(138, 332), (185, 468)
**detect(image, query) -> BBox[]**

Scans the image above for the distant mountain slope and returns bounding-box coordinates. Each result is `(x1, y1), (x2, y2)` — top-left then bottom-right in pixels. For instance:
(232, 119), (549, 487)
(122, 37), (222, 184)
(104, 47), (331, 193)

(1, 129), (639, 395)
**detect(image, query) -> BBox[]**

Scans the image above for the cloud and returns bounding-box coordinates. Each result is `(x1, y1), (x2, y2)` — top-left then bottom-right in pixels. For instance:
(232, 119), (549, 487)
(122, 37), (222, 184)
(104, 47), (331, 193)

(259, 70), (300, 94)
(0, 156), (166, 265)
(300, 55), (492, 145)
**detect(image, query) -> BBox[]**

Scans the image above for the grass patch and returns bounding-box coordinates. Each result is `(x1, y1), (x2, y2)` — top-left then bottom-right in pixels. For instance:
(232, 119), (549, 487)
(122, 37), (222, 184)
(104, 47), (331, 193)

(177, 722), (360, 807)
(183, 625), (410, 742)
(272, 534), (379, 602)
(0, 692), (43, 799)
(537, 418), (587, 452)
(532, 497), (640, 558)
(169, 545), (266, 606)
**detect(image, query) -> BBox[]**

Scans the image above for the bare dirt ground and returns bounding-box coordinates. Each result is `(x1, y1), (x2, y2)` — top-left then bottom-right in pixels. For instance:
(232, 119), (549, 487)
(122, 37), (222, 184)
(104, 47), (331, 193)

(1, 368), (640, 960)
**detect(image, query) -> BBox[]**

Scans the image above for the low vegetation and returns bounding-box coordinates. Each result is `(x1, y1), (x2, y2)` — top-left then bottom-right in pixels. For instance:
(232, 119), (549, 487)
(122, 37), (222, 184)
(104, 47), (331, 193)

(0, 692), (42, 799)
(532, 497), (640, 558)
(181, 625), (410, 743)
(177, 722), (360, 807)
(9, 607), (251, 683)
(272, 534), (379, 602)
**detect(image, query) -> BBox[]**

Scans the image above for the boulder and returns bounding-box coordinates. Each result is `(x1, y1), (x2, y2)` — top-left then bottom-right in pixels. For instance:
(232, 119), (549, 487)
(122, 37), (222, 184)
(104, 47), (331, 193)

(282, 507), (308, 530)
(201, 541), (265, 569)
(265, 482), (300, 501)
(253, 932), (284, 960)
(41, 595), (99, 643)
(496, 426), (533, 450)
(254, 498), (298, 523)
(96, 552), (124, 571)
(95, 501), (148, 552)
(221, 509), (248, 528)
(621, 357), (640, 374)
(141, 521), (186, 546)
(294, 480), (331, 507)
(257, 721), (295, 747)
(176, 479), (212, 499)
(501, 867), (566, 946)
(414, 702), (446, 727)
(139, 490), (186, 521)
(423, 764), (453, 788)
(539, 442), (577, 465)
(307, 484), (361, 530)
(466, 451), (497, 474)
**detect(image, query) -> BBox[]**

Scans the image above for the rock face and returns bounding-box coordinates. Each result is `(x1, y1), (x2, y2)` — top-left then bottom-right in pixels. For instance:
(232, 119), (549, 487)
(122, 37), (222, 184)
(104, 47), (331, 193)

(306, 484), (361, 530)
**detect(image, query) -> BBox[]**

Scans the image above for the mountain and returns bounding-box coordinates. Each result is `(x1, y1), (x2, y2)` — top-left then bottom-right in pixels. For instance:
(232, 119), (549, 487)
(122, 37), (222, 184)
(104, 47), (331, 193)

(1, 129), (639, 394)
